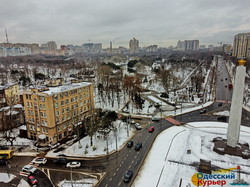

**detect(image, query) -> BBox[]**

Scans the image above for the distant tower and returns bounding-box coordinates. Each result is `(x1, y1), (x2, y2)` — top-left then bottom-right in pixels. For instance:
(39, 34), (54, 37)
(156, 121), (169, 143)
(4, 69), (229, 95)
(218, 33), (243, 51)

(129, 38), (139, 52)
(110, 41), (112, 53)
(5, 28), (9, 43)
(226, 59), (246, 147)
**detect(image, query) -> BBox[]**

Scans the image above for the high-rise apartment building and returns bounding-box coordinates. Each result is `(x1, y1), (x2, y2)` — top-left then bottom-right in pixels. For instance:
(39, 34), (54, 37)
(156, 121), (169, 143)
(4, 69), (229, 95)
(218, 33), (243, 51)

(0, 84), (20, 106)
(129, 38), (139, 52)
(47, 41), (57, 50)
(23, 80), (94, 146)
(176, 40), (199, 51)
(232, 33), (250, 58)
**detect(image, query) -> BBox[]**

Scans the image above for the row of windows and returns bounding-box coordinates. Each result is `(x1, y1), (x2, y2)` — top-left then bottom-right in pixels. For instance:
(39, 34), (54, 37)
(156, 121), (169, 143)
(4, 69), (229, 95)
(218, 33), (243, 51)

(54, 88), (90, 100)
(29, 125), (48, 134)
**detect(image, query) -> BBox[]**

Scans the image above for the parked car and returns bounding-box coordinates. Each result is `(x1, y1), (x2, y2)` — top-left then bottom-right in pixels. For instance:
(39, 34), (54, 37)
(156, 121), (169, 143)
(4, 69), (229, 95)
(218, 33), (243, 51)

(22, 165), (37, 174)
(32, 157), (47, 165)
(199, 109), (206, 114)
(218, 103), (223, 107)
(217, 116), (227, 122)
(129, 119), (136, 124)
(148, 126), (155, 133)
(0, 160), (7, 165)
(152, 116), (160, 121)
(66, 161), (81, 168)
(135, 143), (142, 151)
(28, 175), (38, 185)
(123, 170), (133, 182)
(127, 141), (133, 148)
(53, 158), (67, 165)
(134, 123), (142, 130)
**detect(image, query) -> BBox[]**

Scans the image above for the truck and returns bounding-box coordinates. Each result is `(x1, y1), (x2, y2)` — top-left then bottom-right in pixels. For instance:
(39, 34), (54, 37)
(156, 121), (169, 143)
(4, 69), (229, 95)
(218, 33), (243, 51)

(228, 84), (233, 89)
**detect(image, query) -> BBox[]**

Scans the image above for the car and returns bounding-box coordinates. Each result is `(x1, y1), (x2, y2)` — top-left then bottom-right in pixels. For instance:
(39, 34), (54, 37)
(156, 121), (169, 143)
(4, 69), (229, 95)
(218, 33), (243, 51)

(218, 103), (223, 107)
(217, 116), (227, 122)
(22, 165), (37, 174)
(129, 119), (136, 124)
(28, 175), (38, 185)
(225, 85), (227, 88)
(66, 161), (81, 168)
(123, 170), (133, 182)
(32, 157), (47, 165)
(148, 126), (155, 133)
(134, 123), (142, 130)
(0, 160), (7, 165)
(221, 79), (223, 81)
(122, 109), (129, 113)
(225, 78), (227, 80)
(135, 143), (142, 151)
(152, 116), (160, 121)
(127, 141), (133, 148)
(53, 158), (67, 165)
(199, 109), (206, 114)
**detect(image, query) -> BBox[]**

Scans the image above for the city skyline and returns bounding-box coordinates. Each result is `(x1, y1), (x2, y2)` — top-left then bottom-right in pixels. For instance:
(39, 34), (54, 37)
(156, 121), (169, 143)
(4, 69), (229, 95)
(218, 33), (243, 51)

(0, 0), (250, 48)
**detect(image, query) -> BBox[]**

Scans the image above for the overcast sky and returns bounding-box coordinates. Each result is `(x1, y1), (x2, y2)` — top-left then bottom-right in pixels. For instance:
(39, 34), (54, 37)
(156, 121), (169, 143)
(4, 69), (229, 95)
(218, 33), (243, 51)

(0, 0), (249, 48)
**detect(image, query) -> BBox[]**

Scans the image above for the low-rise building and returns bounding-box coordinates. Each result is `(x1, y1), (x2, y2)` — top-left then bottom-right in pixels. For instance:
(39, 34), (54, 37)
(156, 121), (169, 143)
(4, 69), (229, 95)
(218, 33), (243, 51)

(23, 80), (94, 146)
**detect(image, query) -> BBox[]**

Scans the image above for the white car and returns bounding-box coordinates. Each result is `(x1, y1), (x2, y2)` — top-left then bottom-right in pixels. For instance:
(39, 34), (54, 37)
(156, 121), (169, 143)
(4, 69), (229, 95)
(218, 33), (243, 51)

(32, 157), (47, 165)
(134, 123), (142, 130)
(22, 165), (37, 174)
(152, 116), (160, 121)
(66, 161), (81, 168)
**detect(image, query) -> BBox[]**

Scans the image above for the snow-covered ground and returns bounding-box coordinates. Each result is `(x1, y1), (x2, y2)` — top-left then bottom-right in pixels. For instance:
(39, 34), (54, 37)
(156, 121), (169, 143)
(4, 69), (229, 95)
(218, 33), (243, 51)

(47, 120), (135, 157)
(132, 122), (250, 187)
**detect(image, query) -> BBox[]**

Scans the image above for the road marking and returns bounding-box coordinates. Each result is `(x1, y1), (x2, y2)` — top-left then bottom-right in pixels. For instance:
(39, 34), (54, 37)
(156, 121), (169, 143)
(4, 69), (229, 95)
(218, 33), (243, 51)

(105, 184), (108, 187)
(116, 168), (119, 171)
(47, 169), (51, 179)
(134, 155), (137, 159)
(132, 160), (134, 164)
(110, 177), (113, 182)
(113, 172), (116, 177)
(118, 181), (122, 186)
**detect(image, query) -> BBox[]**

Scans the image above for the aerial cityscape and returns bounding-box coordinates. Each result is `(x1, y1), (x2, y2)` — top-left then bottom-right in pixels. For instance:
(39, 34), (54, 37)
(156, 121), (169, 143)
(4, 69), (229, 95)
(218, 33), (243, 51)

(0, 0), (250, 187)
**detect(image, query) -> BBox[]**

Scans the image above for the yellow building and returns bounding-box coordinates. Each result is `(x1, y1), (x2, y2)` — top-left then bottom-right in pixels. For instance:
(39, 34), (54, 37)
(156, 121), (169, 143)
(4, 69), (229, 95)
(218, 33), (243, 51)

(23, 80), (94, 146)
(0, 84), (20, 106)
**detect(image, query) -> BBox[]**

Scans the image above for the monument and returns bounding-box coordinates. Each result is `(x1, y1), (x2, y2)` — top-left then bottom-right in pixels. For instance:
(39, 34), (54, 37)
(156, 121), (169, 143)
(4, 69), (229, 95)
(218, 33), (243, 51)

(213, 59), (250, 159)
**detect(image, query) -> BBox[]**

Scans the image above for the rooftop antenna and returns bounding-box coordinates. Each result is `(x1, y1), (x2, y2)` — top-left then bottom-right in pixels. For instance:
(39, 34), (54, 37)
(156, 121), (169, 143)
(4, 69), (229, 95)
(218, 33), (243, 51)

(5, 28), (9, 43)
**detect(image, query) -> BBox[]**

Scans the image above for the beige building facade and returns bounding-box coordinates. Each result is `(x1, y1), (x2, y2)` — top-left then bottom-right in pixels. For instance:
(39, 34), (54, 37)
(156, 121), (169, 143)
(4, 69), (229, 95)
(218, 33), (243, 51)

(232, 33), (250, 58)
(23, 80), (94, 146)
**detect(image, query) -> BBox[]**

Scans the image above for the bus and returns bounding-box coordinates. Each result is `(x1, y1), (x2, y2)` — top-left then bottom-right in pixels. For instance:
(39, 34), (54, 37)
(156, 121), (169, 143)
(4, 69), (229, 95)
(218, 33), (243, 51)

(0, 150), (14, 159)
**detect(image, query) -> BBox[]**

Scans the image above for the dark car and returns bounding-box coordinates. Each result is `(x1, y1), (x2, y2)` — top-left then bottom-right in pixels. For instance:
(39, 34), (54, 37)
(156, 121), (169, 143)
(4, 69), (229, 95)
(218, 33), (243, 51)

(217, 116), (227, 122)
(218, 103), (223, 107)
(28, 175), (38, 185)
(135, 143), (142, 151)
(148, 126), (155, 133)
(127, 141), (133, 148)
(123, 170), (133, 182)
(0, 160), (7, 165)
(53, 158), (67, 165)
(199, 109), (206, 114)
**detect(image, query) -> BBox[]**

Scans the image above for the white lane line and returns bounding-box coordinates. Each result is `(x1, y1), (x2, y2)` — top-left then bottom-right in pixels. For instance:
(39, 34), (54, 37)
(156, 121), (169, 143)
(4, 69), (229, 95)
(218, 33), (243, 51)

(109, 177), (113, 182)
(113, 172), (116, 177)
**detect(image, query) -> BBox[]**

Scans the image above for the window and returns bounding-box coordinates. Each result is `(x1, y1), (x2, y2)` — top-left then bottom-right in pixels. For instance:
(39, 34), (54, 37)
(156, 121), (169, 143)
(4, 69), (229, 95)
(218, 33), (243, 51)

(43, 104), (46, 110)
(61, 101), (64, 106)
(55, 102), (58, 108)
(62, 108), (65, 114)
(65, 99), (69, 104)
(66, 107), (69, 112)
(54, 94), (58, 100)
(62, 116), (65, 121)
(56, 111), (60, 116)
(40, 104), (43, 109)
(75, 96), (78, 101)
(60, 93), (64, 99)
(64, 92), (68, 96)
(44, 112), (47, 118)
(80, 95), (82, 100)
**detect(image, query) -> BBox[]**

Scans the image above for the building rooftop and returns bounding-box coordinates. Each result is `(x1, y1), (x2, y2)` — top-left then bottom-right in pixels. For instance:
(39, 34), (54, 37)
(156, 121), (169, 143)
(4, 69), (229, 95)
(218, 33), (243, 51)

(37, 81), (92, 96)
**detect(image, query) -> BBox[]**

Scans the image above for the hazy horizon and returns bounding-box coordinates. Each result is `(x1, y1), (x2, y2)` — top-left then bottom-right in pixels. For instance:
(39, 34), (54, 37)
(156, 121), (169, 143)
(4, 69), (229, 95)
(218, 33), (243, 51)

(0, 0), (250, 48)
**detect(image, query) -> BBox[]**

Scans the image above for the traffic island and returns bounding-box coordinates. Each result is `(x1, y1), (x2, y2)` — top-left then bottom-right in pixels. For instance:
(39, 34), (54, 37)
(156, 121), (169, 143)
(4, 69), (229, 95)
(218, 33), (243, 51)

(213, 137), (250, 159)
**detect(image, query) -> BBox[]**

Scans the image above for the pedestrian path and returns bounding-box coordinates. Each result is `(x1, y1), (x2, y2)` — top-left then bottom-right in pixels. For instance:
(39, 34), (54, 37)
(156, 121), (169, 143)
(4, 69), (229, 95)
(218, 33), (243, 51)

(216, 100), (232, 103)
(165, 118), (181, 125)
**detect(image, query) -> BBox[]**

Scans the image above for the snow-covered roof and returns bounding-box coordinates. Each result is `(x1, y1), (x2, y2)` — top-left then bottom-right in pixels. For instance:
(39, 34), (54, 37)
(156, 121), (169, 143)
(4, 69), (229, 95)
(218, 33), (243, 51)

(29, 82), (92, 96)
